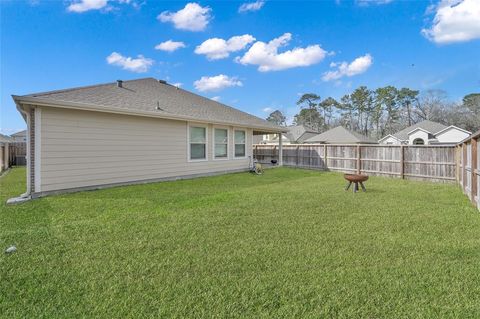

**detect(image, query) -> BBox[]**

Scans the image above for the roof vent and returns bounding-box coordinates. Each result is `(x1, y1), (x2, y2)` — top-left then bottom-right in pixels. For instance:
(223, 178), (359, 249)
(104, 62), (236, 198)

(155, 101), (163, 111)
(117, 80), (123, 88)
(158, 79), (167, 84)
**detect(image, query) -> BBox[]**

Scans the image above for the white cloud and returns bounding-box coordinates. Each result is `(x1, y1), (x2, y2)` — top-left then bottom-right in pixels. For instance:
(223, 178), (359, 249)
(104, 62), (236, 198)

(356, 0), (393, 5)
(238, 0), (265, 13)
(262, 107), (274, 112)
(106, 52), (154, 73)
(67, 0), (108, 12)
(211, 96), (221, 101)
(422, 0), (480, 44)
(171, 82), (183, 88)
(321, 54), (373, 81)
(158, 2), (211, 32)
(193, 74), (242, 92)
(195, 34), (256, 60)
(236, 33), (327, 72)
(66, 0), (139, 12)
(155, 40), (186, 52)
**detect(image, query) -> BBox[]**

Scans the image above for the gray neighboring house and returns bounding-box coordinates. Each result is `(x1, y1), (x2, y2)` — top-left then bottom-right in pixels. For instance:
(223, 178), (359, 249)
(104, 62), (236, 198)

(304, 126), (378, 144)
(378, 120), (471, 145)
(10, 129), (27, 142)
(13, 78), (285, 198)
(257, 125), (319, 144)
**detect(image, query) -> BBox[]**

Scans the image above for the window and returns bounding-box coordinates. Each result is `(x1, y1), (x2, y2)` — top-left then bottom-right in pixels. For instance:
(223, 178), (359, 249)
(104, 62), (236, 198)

(234, 130), (246, 158)
(214, 128), (228, 159)
(189, 126), (207, 160)
(413, 138), (425, 145)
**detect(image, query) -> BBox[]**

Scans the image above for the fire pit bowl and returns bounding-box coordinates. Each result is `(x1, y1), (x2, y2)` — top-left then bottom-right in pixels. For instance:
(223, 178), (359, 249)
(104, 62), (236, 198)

(343, 174), (369, 192)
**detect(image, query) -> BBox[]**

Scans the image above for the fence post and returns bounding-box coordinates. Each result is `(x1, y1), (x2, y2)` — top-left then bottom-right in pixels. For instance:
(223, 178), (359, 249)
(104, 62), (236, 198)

(296, 145), (299, 167)
(472, 137), (478, 205)
(356, 144), (361, 174)
(323, 145), (327, 170)
(400, 145), (405, 179)
(455, 145), (461, 183)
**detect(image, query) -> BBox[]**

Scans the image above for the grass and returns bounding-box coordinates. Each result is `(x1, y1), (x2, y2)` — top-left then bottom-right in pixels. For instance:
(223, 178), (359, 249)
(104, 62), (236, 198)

(1, 167), (479, 318)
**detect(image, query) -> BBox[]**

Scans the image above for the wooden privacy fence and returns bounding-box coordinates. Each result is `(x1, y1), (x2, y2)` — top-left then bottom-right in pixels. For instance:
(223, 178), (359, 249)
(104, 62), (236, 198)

(9, 142), (26, 166)
(253, 144), (457, 183)
(458, 130), (479, 210)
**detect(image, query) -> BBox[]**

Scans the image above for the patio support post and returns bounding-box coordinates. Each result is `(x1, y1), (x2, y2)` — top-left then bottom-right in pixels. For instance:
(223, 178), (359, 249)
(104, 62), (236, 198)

(278, 132), (283, 166)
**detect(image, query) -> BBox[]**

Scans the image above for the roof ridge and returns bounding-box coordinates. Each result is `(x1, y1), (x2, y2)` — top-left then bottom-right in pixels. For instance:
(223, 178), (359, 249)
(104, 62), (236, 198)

(23, 77), (156, 98)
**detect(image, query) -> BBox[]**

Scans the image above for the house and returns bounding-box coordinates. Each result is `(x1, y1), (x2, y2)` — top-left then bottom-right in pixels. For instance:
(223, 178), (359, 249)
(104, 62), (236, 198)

(12, 78), (285, 198)
(256, 125), (319, 144)
(304, 126), (378, 144)
(0, 133), (12, 172)
(378, 120), (471, 145)
(10, 129), (27, 142)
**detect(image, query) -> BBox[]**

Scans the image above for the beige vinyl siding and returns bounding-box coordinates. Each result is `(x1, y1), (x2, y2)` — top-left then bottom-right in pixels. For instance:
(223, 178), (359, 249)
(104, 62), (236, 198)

(39, 106), (252, 192)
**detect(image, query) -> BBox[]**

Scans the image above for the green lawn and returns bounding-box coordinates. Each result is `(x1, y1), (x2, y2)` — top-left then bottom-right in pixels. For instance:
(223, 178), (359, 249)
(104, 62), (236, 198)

(1, 167), (479, 318)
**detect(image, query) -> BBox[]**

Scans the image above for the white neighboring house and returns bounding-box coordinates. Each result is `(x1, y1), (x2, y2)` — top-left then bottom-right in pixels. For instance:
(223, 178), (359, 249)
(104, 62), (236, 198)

(379, 120), (471, 146)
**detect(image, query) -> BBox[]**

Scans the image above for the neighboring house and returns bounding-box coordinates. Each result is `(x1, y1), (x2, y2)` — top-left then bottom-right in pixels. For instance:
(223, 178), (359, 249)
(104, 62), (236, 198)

(10, 129), (27, 142)
(257, 125), (319, 144)
(13, 78), (285, 198)
(304, 126), (378, 144)
(378, 120), (471, 145)
(0, 133), (12, 172)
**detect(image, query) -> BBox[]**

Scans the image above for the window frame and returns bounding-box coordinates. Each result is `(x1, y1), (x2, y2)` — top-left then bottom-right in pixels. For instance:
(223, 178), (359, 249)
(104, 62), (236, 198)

(233, 128), (247, 159)
(212, 126), (230, 161)
(412, 138), (425, 145)
(187, 123), (208, 162)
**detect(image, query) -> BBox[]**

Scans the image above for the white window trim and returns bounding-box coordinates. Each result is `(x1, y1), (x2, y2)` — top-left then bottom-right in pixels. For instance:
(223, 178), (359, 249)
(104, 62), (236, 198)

(187, 123), (208, 162)
(213, 126), (229, 161)
(233, 128), (247, 159)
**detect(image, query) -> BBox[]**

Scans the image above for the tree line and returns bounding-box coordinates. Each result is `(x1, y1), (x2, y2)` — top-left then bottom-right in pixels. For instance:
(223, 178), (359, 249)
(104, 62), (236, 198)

(266, 87), (480, 139)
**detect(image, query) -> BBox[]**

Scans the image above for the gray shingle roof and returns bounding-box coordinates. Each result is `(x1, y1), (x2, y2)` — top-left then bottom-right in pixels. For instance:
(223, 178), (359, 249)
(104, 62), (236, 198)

(285, 125), (319, 143)
(0, 133), (12, 142)
(16, 78), (282, 132)
(305, 126), (377, 144)
(392, 120), (447, 141)
(10, 130), (26, 137)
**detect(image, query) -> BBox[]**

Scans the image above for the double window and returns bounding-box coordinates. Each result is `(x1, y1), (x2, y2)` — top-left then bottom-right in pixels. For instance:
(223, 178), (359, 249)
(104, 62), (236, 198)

(189, 126), (207, 160)
(234, 130), (246, 158)
(214, 128), (228, 159)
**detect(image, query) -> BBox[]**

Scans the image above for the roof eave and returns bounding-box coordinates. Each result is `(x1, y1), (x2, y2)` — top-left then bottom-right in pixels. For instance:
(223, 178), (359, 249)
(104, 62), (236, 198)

(13, 95), (285, 133)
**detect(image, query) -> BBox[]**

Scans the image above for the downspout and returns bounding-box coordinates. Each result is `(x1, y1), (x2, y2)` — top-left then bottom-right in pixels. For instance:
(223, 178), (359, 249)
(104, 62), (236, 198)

(14, 101), (32, 197)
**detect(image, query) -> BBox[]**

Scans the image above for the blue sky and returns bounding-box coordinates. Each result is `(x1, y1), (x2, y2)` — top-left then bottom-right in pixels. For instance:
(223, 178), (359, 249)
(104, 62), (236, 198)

(1, 0), (479, 134)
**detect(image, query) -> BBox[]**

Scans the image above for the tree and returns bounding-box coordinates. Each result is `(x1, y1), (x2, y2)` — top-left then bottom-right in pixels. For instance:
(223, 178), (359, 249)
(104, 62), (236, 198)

(296, 93), (322, 129)
(351, 86), (374, 136)
(415, 90), (448, 122)
(463, 93), (480, 115)
(266, 110), (286, 126)
(319, 97), (340, 128)
(338, 94), (355, 130)
(293, 108), (323, 131)
(375, 86), (399, 135)
(397, 88), (419, 126)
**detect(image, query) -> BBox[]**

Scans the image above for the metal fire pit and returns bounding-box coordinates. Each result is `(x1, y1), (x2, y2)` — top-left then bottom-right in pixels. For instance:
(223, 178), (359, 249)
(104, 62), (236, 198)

(344, 174), (368, 193)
